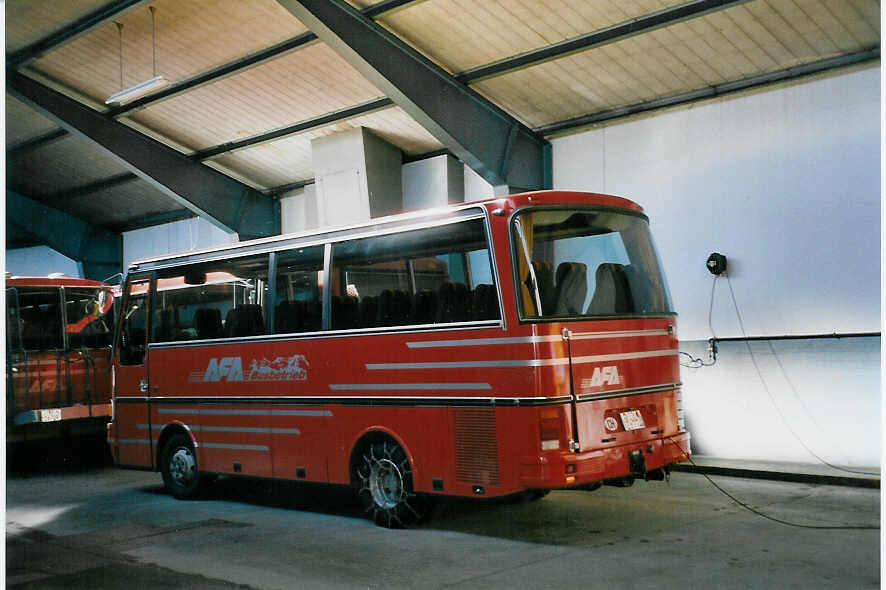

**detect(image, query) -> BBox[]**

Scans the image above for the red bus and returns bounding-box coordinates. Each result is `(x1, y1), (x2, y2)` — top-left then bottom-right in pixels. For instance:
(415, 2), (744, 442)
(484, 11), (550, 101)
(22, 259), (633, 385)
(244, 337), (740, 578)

(107, 191), (690, 527)
(6, 276), (116, 445)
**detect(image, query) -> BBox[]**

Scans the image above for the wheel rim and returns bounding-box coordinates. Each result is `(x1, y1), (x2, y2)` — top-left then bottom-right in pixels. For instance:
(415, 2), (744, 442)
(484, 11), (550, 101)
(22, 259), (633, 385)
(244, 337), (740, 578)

(169, 446), (196, 487)
(368, 457), (403, 509)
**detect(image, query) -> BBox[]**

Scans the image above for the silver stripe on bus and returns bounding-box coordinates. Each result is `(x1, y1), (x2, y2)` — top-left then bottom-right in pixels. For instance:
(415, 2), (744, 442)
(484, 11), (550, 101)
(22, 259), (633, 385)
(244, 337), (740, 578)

(157, 408), (332, 417)
(200, 443), (270, 451)
(366, 349), (679, 370)
(569, 329), (671, 340)
(118, 438), (151, 445)
(137, 424), (301, 435)
(329, 383), (492, 391)
(407, 336), (561, 348)
(576, 382), (681, 401)
(406, 329), (669, 348)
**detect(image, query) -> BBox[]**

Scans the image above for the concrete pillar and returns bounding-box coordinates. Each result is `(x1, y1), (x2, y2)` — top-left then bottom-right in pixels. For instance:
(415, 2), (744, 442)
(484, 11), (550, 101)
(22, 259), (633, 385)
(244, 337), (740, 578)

(402, 154), (465, 211)
(311, 127), (403, 228)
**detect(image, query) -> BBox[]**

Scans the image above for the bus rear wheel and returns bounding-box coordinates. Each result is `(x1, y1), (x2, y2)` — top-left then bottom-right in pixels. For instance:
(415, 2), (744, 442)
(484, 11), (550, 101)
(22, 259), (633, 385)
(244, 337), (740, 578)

(161, 433), (205, 499)
(355, 440), (426, 528)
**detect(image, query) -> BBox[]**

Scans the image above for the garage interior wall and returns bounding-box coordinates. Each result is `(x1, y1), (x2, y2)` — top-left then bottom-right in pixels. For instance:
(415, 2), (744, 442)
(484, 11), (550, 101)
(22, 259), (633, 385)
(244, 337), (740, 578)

(553, 64), (880, 467)
(9, 63), (877, 468)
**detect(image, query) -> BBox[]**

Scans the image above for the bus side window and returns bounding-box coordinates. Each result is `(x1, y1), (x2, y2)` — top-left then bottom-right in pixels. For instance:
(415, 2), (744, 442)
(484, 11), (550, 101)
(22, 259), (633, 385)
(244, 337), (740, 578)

(330, 218), (499, 330)
(6, 287), (21, 351)
(271, 246), (324, 335)
(152, 254), (270, 343)
(120, 282), (148, 366)
(16, 288), (64, 351)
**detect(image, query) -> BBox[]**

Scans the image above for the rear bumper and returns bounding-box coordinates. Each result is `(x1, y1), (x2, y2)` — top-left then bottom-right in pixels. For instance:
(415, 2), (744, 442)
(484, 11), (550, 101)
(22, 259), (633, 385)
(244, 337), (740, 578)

(12, 403), (112, 426)
(519, 431), (691, 489)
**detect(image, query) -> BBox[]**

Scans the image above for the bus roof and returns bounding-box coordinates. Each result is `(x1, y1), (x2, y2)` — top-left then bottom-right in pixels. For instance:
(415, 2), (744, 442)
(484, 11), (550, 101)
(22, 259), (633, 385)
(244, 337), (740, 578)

(128, 190), (643, 272)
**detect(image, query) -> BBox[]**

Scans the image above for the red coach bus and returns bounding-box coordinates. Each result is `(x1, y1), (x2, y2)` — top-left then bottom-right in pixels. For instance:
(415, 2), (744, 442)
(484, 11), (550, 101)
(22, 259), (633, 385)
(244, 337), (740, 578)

(108, 191), (689, 527)
(6, 276), (116, 445)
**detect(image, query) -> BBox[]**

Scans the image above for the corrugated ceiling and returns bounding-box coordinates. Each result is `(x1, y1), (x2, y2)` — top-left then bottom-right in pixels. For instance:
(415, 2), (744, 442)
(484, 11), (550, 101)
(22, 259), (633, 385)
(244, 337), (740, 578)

(5, 0), (880, 238)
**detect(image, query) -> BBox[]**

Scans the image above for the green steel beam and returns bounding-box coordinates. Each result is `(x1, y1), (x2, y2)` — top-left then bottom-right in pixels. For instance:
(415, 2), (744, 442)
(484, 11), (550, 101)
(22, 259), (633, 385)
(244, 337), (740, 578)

(6, 190), (122, 281)
(8, 70), (279, 240)
(277, 0), (551, 191)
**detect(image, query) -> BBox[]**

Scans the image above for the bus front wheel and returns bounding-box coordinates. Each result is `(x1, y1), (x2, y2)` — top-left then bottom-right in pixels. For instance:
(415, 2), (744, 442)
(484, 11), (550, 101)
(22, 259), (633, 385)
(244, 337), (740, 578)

(355, 440), (426, 528)
(161, 433), (205, 499)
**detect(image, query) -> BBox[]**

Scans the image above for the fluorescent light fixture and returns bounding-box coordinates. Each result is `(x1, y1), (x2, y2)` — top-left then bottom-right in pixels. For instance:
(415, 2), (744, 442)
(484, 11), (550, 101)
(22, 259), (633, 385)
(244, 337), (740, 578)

(105, 75), (170, 106)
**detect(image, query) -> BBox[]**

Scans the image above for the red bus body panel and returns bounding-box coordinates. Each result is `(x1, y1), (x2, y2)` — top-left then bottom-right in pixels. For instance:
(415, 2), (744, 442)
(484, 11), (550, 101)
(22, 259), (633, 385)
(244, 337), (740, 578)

(108, 191), (689, 497)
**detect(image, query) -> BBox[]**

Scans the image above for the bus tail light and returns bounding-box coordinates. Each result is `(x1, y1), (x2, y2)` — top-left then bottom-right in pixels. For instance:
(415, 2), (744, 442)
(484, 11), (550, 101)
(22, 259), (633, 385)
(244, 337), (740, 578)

(539, 408), (564, 451)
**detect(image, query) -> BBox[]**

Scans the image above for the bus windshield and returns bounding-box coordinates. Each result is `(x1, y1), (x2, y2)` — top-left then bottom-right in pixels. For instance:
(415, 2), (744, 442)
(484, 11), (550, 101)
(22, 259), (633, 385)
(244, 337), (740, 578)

(513, 208), (673, 318)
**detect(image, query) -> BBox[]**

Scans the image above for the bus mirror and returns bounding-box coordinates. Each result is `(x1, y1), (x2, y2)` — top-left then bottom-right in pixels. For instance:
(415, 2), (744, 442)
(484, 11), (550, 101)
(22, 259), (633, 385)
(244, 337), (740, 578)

(185, 270), (207, 285)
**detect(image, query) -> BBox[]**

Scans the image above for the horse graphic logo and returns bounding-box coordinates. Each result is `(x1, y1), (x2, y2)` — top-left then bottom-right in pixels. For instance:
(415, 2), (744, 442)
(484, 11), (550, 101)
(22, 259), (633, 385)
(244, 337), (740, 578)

(246, 354), (309, 382)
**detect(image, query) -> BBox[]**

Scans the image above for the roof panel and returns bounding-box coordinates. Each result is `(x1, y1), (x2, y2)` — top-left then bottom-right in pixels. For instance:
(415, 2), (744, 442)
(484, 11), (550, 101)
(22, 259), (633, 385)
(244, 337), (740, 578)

(66, 178), (186, 228)
(6, 134), (130, 199)
(378, 0), (687, 72)
(5, 95), (60, 147)
(470, 0), (880, 128)
(5, 0), (111, 53)
(126, 43), (385, 152)
(28, 0), (308, 106)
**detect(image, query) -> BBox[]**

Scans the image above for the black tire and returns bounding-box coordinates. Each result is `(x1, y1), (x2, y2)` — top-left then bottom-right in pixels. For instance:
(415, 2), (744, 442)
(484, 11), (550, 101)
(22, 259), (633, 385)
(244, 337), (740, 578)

(355, 440), (426, 528)
(526, 489), (551, 501)
(160, 433), (205, 499)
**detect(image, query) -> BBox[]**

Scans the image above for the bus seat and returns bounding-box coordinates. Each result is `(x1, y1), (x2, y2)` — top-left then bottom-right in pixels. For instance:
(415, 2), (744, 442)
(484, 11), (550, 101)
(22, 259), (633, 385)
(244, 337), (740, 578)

(195, 307), (224, 340)
(412, 290), (438, 325)
(392, 290), (412, 325)
(273, 301), (301, 334)
(376, 290), (394, 326)
(438, 282), (470, 323)
(531, 261), (555, 315)
(554, 262), (588, 316)
(471, 284), (498, 320)
(360, 295), (379, 328)
(303, 300), (322, 332)
(155, 308), (174, 342)
(332, 295), (359, 330)
(586, 263), (634, 315)
(224, 305), (265, 337)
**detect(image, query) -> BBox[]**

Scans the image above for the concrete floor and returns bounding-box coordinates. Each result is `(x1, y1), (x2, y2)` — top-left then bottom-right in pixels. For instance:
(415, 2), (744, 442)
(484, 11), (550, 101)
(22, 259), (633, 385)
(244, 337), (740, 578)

(6, 455), (880, 589)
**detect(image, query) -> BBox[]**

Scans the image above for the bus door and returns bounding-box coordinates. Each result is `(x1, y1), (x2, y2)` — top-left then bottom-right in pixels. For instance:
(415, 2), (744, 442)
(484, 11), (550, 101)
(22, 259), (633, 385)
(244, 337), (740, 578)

(6, 287), (24, 420)
(114, 275), (153, 467)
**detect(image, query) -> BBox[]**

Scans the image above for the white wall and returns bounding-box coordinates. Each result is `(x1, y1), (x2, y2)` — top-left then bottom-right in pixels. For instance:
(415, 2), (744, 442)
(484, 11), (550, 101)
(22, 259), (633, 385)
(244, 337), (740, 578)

(6, 246), (82, 278)
(123, 217), (237, 270)
(552, 64), (880, 467)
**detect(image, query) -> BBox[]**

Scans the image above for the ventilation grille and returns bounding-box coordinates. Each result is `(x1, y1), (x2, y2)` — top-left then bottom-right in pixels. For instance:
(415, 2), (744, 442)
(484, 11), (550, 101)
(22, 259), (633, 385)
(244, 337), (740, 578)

(454, 407), (500, 485)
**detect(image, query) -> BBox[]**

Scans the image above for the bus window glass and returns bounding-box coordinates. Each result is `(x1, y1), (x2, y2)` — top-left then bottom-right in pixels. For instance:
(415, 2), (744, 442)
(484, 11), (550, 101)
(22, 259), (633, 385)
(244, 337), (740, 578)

(513, 209), (673, 318)
(16, 288), (63, 351)
(65, 287), (115, 348)
(331, 218), (499, 330)
(152, 254), (270, 342)
(120, 282), (148, 365)
(6, 288), (21, 351)
(273, 246), (325, 334)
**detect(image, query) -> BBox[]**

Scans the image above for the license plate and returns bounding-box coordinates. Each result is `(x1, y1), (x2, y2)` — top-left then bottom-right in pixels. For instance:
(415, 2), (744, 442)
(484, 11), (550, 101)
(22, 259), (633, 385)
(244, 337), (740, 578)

(619, 410), (645, 431)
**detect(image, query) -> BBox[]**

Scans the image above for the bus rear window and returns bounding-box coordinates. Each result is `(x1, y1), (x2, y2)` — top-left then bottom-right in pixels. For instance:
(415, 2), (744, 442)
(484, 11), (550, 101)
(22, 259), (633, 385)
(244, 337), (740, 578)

(513, 209), (673, 319)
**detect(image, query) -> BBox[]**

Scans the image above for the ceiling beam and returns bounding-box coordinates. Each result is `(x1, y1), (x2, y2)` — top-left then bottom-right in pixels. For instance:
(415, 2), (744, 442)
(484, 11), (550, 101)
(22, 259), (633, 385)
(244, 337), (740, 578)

(107, 0), (425, 116)
(7, 129), (69, 158)
(276, 0), (551, 191)
(6, 190), (122, 281)
(456, 0), (750, 84)
(192, 98), (394, 160)
(6, 0), (148, 69)
(536, 48), (881, 137)
(8, 70), (280, 241)
(112, 208), (197, 233)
